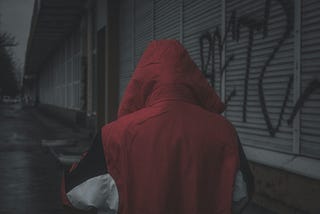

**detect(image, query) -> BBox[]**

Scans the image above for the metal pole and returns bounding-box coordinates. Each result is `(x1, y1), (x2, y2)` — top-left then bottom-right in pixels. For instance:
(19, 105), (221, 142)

(293, 0), (301, 154)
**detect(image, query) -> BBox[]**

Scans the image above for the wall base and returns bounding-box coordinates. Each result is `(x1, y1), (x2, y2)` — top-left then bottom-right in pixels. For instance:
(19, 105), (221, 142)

(250, 162), (320, 214)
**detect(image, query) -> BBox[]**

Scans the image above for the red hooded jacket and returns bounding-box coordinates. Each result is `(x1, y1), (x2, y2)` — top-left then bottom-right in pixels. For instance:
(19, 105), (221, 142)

(63, 40), (242, 214)
(103, 40), (239, 213)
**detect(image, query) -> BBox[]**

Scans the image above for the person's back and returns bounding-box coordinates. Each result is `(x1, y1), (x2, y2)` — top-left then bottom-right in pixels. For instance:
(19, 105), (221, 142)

(103, 100), (238, 214)
(62, 40), (252, 214)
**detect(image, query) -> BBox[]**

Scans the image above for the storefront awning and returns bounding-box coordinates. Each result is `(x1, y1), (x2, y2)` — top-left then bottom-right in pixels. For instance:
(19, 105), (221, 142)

(24, 0), (86, 75)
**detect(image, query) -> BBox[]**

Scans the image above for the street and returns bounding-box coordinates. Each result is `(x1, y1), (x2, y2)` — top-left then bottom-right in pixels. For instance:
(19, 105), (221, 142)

(0, 103), (64, 213)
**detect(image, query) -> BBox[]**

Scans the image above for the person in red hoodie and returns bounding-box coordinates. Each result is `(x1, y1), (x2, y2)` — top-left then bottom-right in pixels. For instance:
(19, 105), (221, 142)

(62, 40), (253, 214)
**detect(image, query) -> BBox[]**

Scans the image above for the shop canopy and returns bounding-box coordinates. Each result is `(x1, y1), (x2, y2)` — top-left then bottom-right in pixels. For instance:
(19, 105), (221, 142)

(24, 0), (86, 75)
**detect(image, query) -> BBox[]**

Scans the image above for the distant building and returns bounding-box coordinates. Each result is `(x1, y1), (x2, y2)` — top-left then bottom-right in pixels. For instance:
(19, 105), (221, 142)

(24, 0), (320, 213)
(14, 66), (23, 90)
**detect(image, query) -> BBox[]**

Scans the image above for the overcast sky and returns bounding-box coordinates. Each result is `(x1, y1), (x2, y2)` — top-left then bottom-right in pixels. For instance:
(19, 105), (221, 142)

(0, 0), (34, 70)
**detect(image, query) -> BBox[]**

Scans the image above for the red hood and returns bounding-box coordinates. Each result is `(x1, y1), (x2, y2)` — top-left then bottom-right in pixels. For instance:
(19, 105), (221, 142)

(118, 40), (225, 118)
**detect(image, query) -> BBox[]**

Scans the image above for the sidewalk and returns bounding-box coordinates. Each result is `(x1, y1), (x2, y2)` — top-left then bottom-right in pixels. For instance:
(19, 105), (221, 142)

(32, 107), (276, 214)
(0, 104), (68, 213)
(30, 107), (94, 168)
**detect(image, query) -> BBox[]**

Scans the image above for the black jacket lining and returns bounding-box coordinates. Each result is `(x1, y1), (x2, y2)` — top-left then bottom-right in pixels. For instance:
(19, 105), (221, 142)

(237, 135), (255, 199)
(65, 131), (108, 193)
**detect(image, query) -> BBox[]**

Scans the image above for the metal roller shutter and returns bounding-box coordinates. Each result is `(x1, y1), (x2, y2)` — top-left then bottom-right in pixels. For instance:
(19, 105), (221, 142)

(225, 0), (295, 152)
(183, 0), (222, 95)
(134, 0), (153, 65)
(154, 0), (180, 40)
(73, 29), (82, 110)
(67, 36), (73, 108)
(61, 46), (66, 108)
(119, 0), (134, 100)
(301, 0), (320, 158)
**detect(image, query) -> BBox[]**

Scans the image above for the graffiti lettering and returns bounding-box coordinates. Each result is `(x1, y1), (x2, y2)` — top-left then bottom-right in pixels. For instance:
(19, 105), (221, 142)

(199, 0), (318, 136)
(287, 79), (320, 125)
(258, 0), (294, 136)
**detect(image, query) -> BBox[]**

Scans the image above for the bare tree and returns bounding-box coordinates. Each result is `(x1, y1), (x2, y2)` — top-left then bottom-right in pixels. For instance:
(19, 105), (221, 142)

(0, 21), (19, 97)
(0, 32), (17, 48)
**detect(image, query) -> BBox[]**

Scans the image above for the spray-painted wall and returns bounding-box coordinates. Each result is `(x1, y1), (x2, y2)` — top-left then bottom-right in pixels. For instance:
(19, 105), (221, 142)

(118, 0), (320, 159)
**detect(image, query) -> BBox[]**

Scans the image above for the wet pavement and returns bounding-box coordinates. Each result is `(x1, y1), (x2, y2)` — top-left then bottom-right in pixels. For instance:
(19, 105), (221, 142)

(0, 103), (275, 214)
(0, 103), (64, 213)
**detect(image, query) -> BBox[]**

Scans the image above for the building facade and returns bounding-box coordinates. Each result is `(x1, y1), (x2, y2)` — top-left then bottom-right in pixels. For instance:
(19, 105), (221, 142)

(24, 0), (320, 212)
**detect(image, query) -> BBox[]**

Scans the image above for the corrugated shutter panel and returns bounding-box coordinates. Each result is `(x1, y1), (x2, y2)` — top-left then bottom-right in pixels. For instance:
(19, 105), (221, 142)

(183, 0), (222, 95)
(62, 43), (67, 108)
(72, 29), (81, 110)
(154, 0), (180, 40)
(67, 36), (73, 108)
(119, 0), (134, 100)
(225, 0), (294, 152)
(134, 0), (153, 65)
(58, 47), (65, 107)
(301, 0), (320, 158)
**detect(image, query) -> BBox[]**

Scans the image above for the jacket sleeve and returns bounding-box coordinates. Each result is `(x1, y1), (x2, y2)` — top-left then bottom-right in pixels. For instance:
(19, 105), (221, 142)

(232, 135), (255, 213)
(61, 131), (119, 214)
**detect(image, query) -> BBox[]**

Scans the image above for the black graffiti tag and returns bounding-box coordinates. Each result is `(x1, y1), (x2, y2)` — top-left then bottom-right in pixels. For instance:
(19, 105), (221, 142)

(199, 0), (318, 136)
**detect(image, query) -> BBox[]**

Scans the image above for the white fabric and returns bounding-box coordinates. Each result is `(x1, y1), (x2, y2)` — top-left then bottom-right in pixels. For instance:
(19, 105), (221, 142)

(232, 170), (248, 202)
(67, 173), (119, 214)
